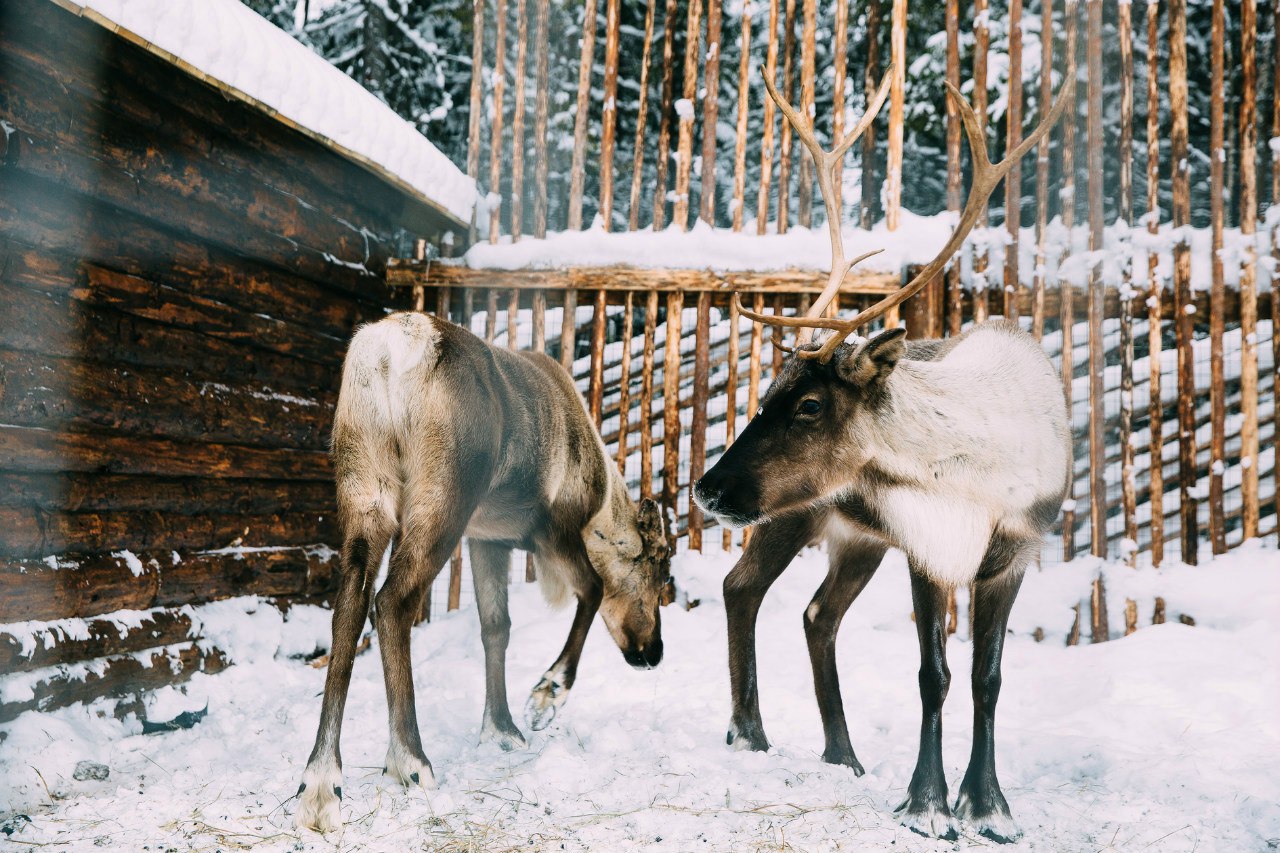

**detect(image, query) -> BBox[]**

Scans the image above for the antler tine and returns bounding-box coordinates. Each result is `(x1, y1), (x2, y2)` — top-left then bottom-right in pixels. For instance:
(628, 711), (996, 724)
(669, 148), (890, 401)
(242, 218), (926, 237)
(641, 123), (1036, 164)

(832, 69), (894, 162)
(794, 79), (1075, 363)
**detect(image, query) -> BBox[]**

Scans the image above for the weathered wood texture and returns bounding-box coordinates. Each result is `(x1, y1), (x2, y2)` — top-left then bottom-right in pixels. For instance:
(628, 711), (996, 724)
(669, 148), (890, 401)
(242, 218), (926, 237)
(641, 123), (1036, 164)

(0, 0), (464, 713)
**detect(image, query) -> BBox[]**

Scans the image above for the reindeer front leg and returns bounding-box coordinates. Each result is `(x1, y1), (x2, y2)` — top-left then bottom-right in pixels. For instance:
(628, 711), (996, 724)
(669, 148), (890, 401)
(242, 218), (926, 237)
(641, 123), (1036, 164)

(723, 511), (823, 752)
(470, 540), (526, 750)
(527, 578), (602, 730)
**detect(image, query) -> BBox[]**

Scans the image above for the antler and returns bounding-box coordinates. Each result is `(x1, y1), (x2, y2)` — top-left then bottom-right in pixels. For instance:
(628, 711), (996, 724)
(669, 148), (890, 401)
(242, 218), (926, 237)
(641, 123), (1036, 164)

(754, 64), (895, 344)
(736, 77), (1074, 363)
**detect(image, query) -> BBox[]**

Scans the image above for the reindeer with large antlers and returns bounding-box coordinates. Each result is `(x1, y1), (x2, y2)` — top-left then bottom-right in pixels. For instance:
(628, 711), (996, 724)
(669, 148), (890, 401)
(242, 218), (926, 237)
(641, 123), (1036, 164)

(693, 69), (1072, 842)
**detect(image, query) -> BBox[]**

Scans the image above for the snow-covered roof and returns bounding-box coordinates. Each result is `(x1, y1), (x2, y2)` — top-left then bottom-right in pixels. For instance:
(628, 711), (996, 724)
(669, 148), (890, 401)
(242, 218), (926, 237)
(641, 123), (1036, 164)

(53, 0), (475, 226)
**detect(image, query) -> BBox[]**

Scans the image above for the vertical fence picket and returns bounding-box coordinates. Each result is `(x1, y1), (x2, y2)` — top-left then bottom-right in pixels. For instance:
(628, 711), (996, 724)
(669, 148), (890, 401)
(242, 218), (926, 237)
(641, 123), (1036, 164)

(797, 0), (817, 228)
(733, 2), (752, 232)
(599, 0), (622, 231)
(629, 0), (658, 231)
(860, 0), (881, 229)
(945, 0), (961, 336)
(640, 290), (659, 498)
(511, 0), (528, 240)
(590, 289), (608, 425)
(489, 0), (508, 244)
(777, 0), (797, 233)
(1170, 0), (1198, 564)
(486, 289), (499, 343)
(723, 294), (740, 550)
(674, 0), (703, 230)
(1239, 0), (1260, 541)
(1058, 0), (1078, 560)
(561, 289), (578, 371)
(688, 292), (712, 551)
(832, 0), (849, 214)
(1004, 0), (1023, 325)
(1119, 0), (1138, 565)
(700, 0), (723, 225)
(1146, 0), (1164, 567)
(1209, 0), (1227, 553)
(653, 0), (679, 230)
(663, 291), (685, 537)
(467, 0), (486, 231)
(1087, 0), (1105, 560)
(532, 290), (547, 353)
(532, 0), (551, 237)
(886, 0), (906, 232)
(1032, 0), (1053, 341)
(757, 0), (780, 233)
(972, 0), (990, 322)
(508, 289), (521, 349)
(568, 0), (599, 230)
(617, 292), (635, 471)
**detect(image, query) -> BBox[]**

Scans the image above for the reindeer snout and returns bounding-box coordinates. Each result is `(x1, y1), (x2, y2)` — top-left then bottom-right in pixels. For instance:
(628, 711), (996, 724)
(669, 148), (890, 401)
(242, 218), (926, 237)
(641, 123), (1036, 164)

(623, 638), (663, 670)
(694, 468), (760, 528)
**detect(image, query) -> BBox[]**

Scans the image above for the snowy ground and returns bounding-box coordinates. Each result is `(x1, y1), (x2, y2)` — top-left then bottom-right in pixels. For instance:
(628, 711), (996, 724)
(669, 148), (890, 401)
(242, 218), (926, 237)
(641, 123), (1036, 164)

(2, 544), (1278, 852)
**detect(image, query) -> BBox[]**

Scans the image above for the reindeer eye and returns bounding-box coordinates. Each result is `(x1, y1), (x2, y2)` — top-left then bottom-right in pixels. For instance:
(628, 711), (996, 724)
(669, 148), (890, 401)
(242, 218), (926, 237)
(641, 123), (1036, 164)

(798, 399), (822, 416)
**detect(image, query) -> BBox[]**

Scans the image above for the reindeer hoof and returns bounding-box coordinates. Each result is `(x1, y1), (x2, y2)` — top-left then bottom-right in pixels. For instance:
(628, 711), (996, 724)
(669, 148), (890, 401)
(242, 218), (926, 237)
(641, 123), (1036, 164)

(725, 720), (769, 753)
(480, 718), (528, 751)
(526, 672), (569, 731)
(895, 798), (959, 841)
(955, 791), (1022, 843)
(295, 762), (343, 832)
(821, 748), (865, 776)
(383, 743), (435, 791)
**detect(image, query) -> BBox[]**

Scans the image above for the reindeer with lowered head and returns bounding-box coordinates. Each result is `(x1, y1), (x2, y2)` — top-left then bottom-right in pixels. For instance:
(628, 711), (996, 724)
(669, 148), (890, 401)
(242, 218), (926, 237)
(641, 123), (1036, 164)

(296, 310), (670, 831)
(694, 69), (1072, 842)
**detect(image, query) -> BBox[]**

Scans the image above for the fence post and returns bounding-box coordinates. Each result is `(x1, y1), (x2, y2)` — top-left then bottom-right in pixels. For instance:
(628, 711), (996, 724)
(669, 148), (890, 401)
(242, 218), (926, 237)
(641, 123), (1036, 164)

(617, 292), (635, 471)
(757, 0), (780, 233)
(972, 0), (990, 322)
(1119, 0), (1138, 566)
(777, 0), (797, 233)
(1031, 0), (1053, 341)
(662, 291), (685, 543)
(700, 0), (723, 225)
(653, 0), (679, 230)
(796, 0), (817, 228)
(532, 0), (551, 237)
(885, 0), (906, 232)
(945, 0), (962, 336)
(511, 0), (528, 241)
(673, 0), (703, 230)
(640, 290), (660, 498)
(1086, 0), (1105, 560)
(568, 0), (599, 230)
(1058, 0), (1079, 562)
(488, 0), (508, 244)
(688, 291), (712, 550)
(599, 0), (622, 230)
(1239, 0), (1260, 541)
(1003, 0), (1023, 324)
(1208, 0), (1227, 554)
(1145, 0), (1165, 567)
(468, 0), (486, 245)
(628, 0), (658, 231)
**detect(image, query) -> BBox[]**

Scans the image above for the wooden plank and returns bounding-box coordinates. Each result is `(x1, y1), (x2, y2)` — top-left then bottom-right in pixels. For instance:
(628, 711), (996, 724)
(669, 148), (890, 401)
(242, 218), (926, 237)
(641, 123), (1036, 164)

(732, 2), (752, 232)
(0, 642), (227, 724)
(757, 0), (781, 233)
(617, 292), (635, 471)
(448, 544), (464, 610)
(1086, 0), (1105, 559)
(796, 0), (817, 228)
(971, 0), (991, 322)
(561, 290), (578, 371)
(629, 0), (659, 231)
(1031, 0), (1053, 340)
(1209, 0), (1228, 554)
(1146, 0), (1165, 567)
(945, 0), (962, 336)
(568, 0), (598, 230)
(653, 0), (680, 230)
(777, 0), (798, 234)
(688, 291), (712, 550)
(486, 289), (499, 343)
(1170, 0), (1198, 564)
(662, 291), (685, 530)
(404, 262), (899, 294)
(0, 546), (336, 623)
(489, 0), (509, 244)
(640, 290), (660, 498)
(1119, 0), (1138, 565)
(885, 0), (906, 231)
(1239, 0), (1260, 539)
(508, 289), (522, 349)
(1058, 0), (1078, 560)
(674, 0), (704, 230)
(0, 425), (331, 481)
(1003, 0), (1023, 323)
(533, 0), (551, 237)
(511, 0), (529, 240)
(860, 0), (882, 229)
(599, 0), (622, 230)
(0, 607), (196, 674)
(590, 289), (608, 425)
(700, 0), (724, 225)
(772, 295), (786, 373)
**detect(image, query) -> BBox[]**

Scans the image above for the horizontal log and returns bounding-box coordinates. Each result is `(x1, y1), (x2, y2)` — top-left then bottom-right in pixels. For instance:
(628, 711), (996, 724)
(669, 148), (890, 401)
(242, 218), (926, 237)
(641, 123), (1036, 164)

(0, 642), (227, 724)
(392, 261), (902, 294)
(0, 261), (339, 394)
(0, 545), (339, 622)
(0, 607), (195, 674)
(0, 506), (337, 558)
(0, 349), (333, 451)
(0, 424), (332, 480)
(0, 473), (335, 516)
(0, 173), (389, 364)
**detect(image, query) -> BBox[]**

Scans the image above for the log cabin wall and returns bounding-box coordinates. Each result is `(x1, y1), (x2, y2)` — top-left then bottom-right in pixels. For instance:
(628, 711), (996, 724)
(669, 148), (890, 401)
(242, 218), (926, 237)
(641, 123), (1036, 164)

(0, 0), (466, 721)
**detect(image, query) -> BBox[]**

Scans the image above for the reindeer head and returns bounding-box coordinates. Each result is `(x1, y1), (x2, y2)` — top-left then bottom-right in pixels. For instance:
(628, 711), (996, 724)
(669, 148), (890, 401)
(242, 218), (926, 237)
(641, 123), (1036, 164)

(695, 64), (1070, 527)
(592, 497), (670, 669)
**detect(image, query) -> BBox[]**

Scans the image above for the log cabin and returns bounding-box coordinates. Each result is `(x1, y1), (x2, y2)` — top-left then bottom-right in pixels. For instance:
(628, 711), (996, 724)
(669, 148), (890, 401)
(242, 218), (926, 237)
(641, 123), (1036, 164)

(0, 0), (472, 721)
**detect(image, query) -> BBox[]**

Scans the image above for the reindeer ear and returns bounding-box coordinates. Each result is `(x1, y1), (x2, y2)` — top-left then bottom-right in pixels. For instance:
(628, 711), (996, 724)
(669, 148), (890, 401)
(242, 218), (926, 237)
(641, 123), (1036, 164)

(835, 327), (907, 388)
(636, 498), (669, 558)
